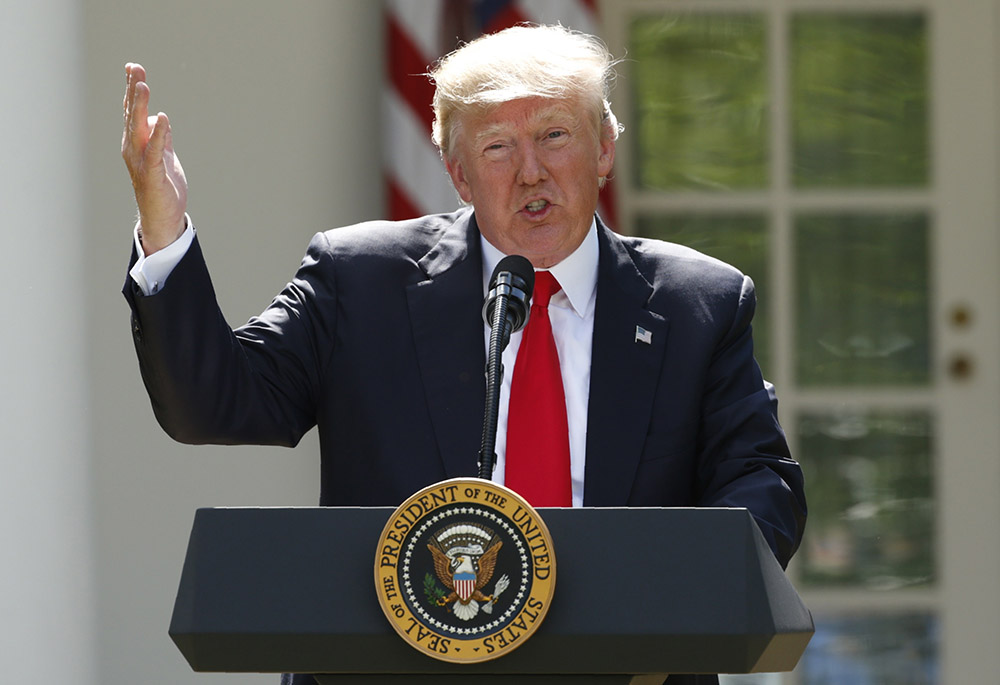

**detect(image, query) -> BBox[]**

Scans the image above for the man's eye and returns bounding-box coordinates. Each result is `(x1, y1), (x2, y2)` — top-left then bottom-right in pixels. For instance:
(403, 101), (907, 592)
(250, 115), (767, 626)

(546, 130), (566, 140)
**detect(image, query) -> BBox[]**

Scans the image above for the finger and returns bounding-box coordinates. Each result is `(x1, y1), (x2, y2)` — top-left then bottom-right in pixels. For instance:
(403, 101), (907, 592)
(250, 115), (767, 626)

(126, 80), (152, 158)
(125, 65), (149, 134)
(123, 63), (139, 158)
(130, 63), (147, 87)
(123, 89), (156, 172)
(123, 63), (146, 122)
(123, 63), (130, 115)
(146, 112), (170, 164)
(124, 63), (133, 131)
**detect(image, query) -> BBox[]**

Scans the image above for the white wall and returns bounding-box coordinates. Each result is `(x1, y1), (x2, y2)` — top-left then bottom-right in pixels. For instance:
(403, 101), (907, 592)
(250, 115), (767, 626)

(0, 0), (95, 680)
(82, 1), (378, 683)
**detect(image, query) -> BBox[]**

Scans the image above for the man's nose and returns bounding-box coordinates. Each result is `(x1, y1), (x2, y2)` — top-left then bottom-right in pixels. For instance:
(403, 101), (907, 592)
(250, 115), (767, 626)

(516, 144), (548, 185)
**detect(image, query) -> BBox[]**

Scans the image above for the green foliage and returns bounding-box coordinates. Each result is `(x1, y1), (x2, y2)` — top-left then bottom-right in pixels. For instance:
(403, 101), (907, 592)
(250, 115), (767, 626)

(791, 14), (929, 188)
(797, 410), (935, 588)
(794, 213), (930, 386)
(424, 573), (446, 605)
(630, 14), (769, 190)
(629, 12), (929, 189)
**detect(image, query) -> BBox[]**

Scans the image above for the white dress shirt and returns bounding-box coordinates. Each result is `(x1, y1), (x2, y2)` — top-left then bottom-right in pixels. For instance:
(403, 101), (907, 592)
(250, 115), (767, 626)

(130, 216), (599, 506)
(129, 218), (195, 296)
(481, 221), (598, 507)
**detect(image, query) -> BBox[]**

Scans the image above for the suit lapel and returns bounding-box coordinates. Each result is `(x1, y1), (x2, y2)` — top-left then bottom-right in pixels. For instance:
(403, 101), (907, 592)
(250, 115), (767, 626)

(584, 223), (670, 506)
(406, 210), (487, 480)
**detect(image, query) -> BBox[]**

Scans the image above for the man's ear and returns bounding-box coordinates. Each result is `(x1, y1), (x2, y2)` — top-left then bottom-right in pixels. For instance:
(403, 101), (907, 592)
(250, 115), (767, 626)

(444, 155), (473, 204)
(597, 131), (616, 180)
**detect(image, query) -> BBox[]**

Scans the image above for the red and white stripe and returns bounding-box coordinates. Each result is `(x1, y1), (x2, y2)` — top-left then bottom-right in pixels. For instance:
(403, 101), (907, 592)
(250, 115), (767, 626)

(455, 576), (476, 602)
(383, 0), (617, 226)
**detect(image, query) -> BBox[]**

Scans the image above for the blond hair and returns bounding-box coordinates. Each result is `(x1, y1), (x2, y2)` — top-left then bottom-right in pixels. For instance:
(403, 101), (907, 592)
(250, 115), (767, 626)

(429, 24), (621, 161)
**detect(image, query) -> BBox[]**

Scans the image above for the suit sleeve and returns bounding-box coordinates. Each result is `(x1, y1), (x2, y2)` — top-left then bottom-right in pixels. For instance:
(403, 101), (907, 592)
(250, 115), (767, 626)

(122, 232), (335, 447)
(695, 275), (807, 569)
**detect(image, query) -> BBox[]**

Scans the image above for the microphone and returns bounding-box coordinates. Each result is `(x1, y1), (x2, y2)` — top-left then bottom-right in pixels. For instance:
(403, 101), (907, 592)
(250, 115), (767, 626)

(482, 255), (535, 340)
(478, 255), (535, 481)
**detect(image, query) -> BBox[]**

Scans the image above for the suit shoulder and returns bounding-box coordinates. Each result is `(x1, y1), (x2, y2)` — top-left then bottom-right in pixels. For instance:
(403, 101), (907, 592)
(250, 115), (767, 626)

(607, 232), (757, 338)
(310, 209), (469, 263)
(617, 233), (747, 291)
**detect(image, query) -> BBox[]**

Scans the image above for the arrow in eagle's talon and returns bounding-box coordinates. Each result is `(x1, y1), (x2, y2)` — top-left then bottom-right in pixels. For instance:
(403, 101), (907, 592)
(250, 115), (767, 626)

(481, 574), (511, 614)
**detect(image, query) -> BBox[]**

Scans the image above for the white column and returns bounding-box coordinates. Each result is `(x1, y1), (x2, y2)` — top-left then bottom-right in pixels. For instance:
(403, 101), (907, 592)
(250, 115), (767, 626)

(0, 1), (96, 681)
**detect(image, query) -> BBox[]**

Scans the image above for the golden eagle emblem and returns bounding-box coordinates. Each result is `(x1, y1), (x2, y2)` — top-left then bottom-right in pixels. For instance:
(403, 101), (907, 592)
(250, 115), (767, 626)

(427, 524), (510, 621)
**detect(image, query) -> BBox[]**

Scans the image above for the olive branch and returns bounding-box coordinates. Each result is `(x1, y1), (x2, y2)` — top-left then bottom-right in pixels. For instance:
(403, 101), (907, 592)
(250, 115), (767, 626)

(423, 573), (447, 605)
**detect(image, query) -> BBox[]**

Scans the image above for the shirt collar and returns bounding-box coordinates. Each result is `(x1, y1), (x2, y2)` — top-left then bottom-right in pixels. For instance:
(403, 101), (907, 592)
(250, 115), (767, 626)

(480, 217), (599, 319)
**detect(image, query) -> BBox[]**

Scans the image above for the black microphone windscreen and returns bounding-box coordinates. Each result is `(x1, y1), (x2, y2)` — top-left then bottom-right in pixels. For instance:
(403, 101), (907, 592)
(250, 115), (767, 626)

(491, 255), (535, 296)
(484, 255), (535, 333)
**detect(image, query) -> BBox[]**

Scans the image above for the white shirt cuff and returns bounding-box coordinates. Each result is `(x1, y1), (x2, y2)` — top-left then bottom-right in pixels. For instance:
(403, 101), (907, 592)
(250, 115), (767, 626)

(129, 217), (195, 296)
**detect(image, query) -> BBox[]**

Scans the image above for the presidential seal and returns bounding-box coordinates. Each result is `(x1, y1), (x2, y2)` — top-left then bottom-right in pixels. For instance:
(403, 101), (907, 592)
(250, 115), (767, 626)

(374, 478), (556, 663)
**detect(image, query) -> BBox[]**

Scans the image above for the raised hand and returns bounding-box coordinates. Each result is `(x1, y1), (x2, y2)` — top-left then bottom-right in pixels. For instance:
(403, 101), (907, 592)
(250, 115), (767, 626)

(121, 62), (188, 254)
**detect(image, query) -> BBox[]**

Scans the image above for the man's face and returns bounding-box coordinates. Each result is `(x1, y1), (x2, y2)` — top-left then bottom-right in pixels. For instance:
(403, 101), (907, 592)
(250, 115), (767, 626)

(444, 97), (615, 269)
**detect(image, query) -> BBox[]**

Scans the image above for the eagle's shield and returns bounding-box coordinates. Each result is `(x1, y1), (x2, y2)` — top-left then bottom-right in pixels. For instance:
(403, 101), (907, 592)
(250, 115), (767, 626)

(454, 572), (476, 602)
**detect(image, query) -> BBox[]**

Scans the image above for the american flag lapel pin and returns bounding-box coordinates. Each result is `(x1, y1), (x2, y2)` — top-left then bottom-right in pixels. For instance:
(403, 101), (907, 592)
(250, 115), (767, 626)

(635, 325), (653, 345)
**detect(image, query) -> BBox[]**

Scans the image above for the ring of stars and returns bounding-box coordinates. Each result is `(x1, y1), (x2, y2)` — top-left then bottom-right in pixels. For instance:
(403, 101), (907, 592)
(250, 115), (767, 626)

(399, 504), (531, 636)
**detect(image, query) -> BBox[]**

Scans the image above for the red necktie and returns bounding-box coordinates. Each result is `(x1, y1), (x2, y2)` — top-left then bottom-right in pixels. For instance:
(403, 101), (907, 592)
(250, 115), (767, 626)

(505, 271), (572, 507)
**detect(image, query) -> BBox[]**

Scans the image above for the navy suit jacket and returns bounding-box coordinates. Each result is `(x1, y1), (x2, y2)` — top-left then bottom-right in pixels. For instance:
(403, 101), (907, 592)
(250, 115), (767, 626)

(125, 208), (805, 685)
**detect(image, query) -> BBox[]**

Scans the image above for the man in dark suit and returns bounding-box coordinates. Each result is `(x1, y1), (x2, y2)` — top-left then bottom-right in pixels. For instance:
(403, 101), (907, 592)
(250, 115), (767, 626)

(123, 25), (805, 685)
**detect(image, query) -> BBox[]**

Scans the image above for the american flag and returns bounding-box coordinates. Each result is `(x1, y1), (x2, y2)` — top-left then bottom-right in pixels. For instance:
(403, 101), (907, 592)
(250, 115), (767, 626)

(383, 0), (617, 227)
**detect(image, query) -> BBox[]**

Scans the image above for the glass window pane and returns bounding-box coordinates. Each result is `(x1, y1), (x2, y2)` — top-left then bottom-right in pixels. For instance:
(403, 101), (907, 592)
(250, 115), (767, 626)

(791, 13), (929, 188)
(629, 14), (768, 190)
(636, 213), (771, 376)
(795, 213), (930, 386)
(798, 613), (938, 684)
(797, 410), (934, 589)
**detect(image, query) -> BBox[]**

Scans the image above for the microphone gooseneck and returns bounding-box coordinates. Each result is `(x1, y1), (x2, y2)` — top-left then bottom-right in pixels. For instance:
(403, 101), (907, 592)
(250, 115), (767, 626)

(478, 256), (534, 481)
